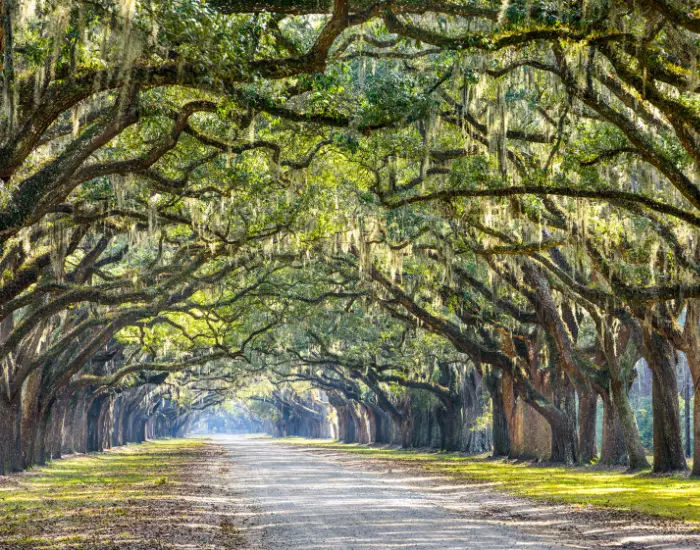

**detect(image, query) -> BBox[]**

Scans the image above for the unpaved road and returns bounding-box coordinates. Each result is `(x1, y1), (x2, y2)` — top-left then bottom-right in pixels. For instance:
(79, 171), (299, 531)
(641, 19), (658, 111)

(224, 436), (698, 550)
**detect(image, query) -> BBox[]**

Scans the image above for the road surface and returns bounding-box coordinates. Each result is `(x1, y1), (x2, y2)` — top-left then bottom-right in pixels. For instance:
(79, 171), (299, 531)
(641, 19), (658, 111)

(227, 437), (575, 550)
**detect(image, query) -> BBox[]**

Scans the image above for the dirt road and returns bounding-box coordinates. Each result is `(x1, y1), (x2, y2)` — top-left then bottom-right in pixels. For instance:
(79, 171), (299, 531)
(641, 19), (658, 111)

(225, 437), (698, 550)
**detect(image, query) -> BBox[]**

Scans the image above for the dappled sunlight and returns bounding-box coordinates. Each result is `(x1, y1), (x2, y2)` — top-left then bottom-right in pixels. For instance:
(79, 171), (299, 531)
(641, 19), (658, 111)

(1, 430), (698, 549)
(0, 439), (248, 549)
(229, 437), (595, 549)
(281, 438), (699, 523)
(248, 437), (699, 549)
(0, 1), (698, 548)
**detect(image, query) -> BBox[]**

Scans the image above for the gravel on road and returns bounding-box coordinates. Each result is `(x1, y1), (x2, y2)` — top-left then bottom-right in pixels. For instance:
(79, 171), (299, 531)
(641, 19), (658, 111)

(224, 436), (699, 550)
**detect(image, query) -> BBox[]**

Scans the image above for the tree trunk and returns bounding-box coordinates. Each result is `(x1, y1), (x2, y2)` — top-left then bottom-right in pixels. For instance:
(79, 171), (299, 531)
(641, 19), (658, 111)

(72, 396), (91, 453)
(33, 405), (51, 466)
(123, 405), (136, 442)
(683, 372), (690, 457)
(550, 414), (578, 464)
(550, 374), (578, 464)
(459, 368), (491, 453)
(98, 395), (114, 450)
(61, 396), (77, 454)
(124, 410), (135, 442)
(643, 330), (687, 472)
(681, 303), (699, 476)
(491, 382), (510, 456)
(0, 395), (22, 474)
(578, 388), (597, 463)
(610, 378), (650, 469)
(0, 0), (5, 74)
(134, 416), (147, 442)
(113, 396), (126, 446)
(19, 369), (42, 469)
(48, 396), (68, 459)
(687, 351), (700, 476)
(437, 400), (462, 451)
(355, 403), (370, 443)
(87, 396), (104, 452)
(395, 396), (413, 448)
(599, 393), (628, 465)
(693, 390), (700, 476)
(501, 371), (520, 458)
(344, 405), (360, 443)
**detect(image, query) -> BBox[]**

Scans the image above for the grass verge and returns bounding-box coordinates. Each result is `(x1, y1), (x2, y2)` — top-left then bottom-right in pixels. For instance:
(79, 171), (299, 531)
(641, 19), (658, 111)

(0, 439), (246, 549)
(279, 437), (700, 523)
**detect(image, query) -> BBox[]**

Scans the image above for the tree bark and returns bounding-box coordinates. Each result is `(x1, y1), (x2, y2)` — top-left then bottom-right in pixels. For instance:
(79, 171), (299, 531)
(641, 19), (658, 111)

(550, 373), (578, 464)
(47, 396), (68, 459)
(436, 399), (462, 451)
(133, 416), (147, 443)
(693, 388), (700, 476)
(122, 401), (139, 443)
(684, 370), (691, 458)
(501, 371), (519, 458)
(0, 395), (22, 473)
(344, 403), (361, 443)
(599, 393), (628, 465)
(550, 413), (578, 464)
(686, 347), (700, 476)
(86, 395), (105, 452)
(355, 403), (371, 443)
(19, 368), (42, 469)
(61, 396), (77, 454)
(33, 403), (52, 466)
(0, 0), (4, 74)
(113, 396), (126, 446)
(610, 377), (650, 469)
(490, 381), (510, 456)
(395, 396), (413, 448)
(125, 410), (137, 442)
(578, 388), (598, 463)
(642, 329), (687, 472)
(594, 315), (650, 469)
(71, 395), (91, 453)
(0, 0), (15, 136)
(681, 302), (699, 476)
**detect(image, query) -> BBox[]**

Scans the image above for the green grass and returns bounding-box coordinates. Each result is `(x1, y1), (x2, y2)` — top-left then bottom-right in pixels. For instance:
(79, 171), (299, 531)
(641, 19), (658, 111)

(279, 437), (700, 523)
(0, 439), (207, 549)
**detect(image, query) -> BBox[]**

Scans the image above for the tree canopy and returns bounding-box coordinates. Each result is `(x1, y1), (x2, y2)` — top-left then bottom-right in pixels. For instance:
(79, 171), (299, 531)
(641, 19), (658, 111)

(0, 0), (698, 475)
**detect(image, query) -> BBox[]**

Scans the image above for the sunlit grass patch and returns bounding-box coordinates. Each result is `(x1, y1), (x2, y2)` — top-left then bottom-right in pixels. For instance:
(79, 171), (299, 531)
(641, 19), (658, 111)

(279, 437), (700, 523)
(0, 438), (245, 549)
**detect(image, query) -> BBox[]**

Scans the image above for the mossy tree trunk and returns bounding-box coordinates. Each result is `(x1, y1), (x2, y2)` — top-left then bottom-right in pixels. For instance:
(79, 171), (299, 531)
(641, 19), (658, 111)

(436, 399), (462, 451)
(578, 388), (598, 464)
(19, 368), (42, 468)
(550, 374), (578, 465)
(693, 389), (700, 477)
(47, 395), (69, 460)
(72, 395), (91, 453)
(86, 395), (106, 452)
(0, 394), (22, 474)
(684, 352), (699, 476)
(642, 329), (687, 472)
(33, 396), (56, 466)
(610, 377), (650, 470)
(681, 302), (700, 476)
(501, 370), (520, 459)
(599, 393), (628, 466)
(490, 381), (510, 457)
(595, 314), (650, 470)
